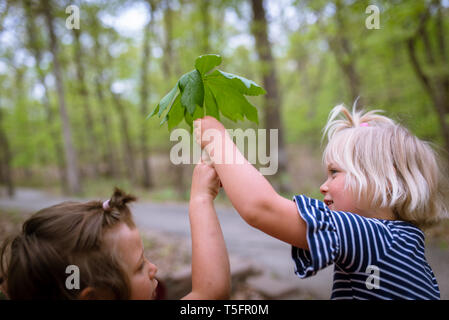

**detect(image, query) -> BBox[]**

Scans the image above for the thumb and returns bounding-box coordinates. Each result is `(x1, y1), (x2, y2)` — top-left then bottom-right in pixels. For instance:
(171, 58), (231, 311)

(201, 149), (212, 165)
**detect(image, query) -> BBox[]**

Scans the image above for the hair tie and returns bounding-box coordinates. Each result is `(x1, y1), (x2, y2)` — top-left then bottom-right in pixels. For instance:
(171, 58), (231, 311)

(360, 122), (369, 127)
(102, 200), (110, 210)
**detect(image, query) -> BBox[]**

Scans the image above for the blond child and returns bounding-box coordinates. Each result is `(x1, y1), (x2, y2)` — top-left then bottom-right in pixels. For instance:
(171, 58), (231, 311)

(0, 162), (229, 300)
(194, 105), (448, 300)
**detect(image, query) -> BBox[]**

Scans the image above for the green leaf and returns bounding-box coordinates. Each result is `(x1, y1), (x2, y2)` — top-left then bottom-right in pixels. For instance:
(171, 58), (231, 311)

(160, 114), (168, 125)
(204, 85), (220, 120)
(206, 80), (245, 122)
(152, 54), (264, 130)
(160, 92), (180, 125)
(158, 81), (179, 117)
(205, 70), (266, 96)
(205, 72), (259, 124)
(178, 70), (204, 115)
(184, 108), (193, 128)
(184, 104), (204, 130)
(193, 104), (204, 119)
(242, 100), (259, 124)
(195, 54), (222, 76)
(159, 93), (178, 125)
(167, 95), (184, 131)
(146, 104), (159, 119)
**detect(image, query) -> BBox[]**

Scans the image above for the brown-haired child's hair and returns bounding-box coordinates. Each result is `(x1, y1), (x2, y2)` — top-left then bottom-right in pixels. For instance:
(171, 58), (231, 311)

(0, 187), (137, 299)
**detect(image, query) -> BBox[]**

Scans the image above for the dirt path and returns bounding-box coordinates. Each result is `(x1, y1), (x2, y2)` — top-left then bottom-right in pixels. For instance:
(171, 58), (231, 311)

(1, 188), (447, 299)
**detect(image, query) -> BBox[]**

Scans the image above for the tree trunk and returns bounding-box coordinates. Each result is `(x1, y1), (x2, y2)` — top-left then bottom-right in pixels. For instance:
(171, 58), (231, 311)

(139, 0), (155, 189)
(101, 37), (136, 183)
(250, 0), (290, 194)
(296, 55), (328, 118)
(0, 103), (14, 197)
(163, 0), (186, 197)
(110, 90), (136, 184)
(42, 0), (81, 194)
(72, 28), (100, 177)
(91, 29), (119, 178)
(200, 0), (210, 53)
(162, 0), (174, 77)
(310, 2), (362, 106)
(406, 2), (449, 156)
(407, 38), (449, 154)
(24, 0), (67, 193)
(14, 66), (33, 181)
(330, 0), (362, 105)
(1, 2), (14, 197)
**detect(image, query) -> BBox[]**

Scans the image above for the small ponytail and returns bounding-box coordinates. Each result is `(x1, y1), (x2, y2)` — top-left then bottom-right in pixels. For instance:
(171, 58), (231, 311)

(322, 103), (395, 145)
(108, 187), (137, 210)
(100, 187), (137, 226)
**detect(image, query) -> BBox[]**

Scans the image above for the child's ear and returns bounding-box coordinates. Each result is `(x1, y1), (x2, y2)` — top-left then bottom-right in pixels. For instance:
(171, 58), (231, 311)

(78, 287), (114, 300)
(78, 287), (97, 300)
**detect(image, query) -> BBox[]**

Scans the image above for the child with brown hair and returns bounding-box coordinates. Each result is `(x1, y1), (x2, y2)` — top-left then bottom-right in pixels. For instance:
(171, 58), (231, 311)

(0, 162), (230, 300)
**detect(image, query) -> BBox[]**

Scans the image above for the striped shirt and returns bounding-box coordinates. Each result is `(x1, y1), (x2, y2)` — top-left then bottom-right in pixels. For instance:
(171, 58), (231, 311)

(291, 195), (440, 300)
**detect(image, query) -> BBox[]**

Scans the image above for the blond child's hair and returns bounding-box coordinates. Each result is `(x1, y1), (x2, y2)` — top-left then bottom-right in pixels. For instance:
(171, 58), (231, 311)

(322, 104), (449, 228)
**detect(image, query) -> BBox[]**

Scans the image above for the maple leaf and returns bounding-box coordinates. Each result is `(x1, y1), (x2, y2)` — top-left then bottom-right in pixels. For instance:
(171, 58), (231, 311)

(148, 54), (266, 130)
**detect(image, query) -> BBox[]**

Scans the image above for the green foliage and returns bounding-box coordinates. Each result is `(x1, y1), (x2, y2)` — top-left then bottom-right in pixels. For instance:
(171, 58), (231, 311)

(1, 0), (448, 194)
(179, 69), (204, 116)
(148, 54), (266, 130)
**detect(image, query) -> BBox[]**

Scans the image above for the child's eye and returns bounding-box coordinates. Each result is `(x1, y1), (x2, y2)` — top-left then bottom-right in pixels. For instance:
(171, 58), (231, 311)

(329, 169), (338, 177)
(138, 260), (146, 271)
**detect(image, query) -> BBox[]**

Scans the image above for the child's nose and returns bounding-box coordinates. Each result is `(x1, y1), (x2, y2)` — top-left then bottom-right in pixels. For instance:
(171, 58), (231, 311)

(148, 262), (158, 279)
(320, 182), (328, 195)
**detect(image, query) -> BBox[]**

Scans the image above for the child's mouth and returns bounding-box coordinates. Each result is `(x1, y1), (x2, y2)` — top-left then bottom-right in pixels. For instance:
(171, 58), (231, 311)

(324, 199), (333, 207)
(152, 279), (158, 299)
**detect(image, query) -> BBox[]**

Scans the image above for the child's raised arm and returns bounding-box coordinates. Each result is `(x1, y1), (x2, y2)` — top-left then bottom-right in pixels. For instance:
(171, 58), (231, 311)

(194, 117), (308, 250)
(182, 162), (231, 300)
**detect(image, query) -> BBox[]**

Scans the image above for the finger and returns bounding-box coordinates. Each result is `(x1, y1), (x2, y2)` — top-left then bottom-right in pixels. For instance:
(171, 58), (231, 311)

(194, 128), (202, 143)
(193, 119), (201, 130)
(201, 150), (212, 165)
(193, 129), (199, 142)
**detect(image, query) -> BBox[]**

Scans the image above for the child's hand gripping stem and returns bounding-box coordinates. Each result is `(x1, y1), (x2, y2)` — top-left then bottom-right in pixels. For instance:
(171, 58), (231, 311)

(193, 117), (308, 250)
(183, 161), (231, 300)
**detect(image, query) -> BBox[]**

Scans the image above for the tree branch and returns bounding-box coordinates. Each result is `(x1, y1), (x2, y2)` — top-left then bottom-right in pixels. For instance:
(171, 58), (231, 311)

(435, 0), (449, 98)
(435, 0), (447, 63)
(419, 27), (436, 66)
(406, 36), (434, 97)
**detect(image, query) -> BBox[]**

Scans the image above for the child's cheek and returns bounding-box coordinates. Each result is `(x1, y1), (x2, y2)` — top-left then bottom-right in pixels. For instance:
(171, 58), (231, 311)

(129, 275), (151, 300)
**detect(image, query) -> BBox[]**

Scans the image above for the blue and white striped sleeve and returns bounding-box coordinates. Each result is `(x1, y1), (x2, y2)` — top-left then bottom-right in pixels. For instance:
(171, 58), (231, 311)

(291, 195), (388, 278)
(291, 195), (340, 278)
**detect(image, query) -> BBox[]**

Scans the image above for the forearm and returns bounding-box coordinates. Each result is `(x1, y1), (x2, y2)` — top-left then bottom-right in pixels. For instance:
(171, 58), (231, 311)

(208, 132), (279, 224)
(210, 137), (308, 249)
(188, 197), (230, 299)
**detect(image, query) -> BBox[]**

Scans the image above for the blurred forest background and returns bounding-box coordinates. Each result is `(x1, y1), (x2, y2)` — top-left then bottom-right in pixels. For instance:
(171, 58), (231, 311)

(0, 0), (448, 202)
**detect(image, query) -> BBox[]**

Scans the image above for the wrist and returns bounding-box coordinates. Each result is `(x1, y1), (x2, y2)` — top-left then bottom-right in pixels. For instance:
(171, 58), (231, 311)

(189, 196), (215, 217)
(190, 194), (215, 205)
